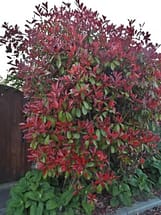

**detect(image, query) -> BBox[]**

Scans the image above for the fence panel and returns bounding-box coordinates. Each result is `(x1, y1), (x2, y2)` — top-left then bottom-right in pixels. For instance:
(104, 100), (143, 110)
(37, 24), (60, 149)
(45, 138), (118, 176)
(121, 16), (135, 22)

(0, 85), (29, 183)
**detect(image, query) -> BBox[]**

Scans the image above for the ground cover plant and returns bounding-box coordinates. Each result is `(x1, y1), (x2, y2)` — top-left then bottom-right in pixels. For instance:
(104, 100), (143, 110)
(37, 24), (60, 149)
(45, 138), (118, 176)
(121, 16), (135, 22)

(1, 0), (161, 214)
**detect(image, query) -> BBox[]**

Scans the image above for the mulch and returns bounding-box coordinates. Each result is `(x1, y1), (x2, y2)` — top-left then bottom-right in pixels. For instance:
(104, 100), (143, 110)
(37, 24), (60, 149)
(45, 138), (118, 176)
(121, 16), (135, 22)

(139, 206), (161, 215)
(92, 189), (161, 215)
(92, 193), (117, 215)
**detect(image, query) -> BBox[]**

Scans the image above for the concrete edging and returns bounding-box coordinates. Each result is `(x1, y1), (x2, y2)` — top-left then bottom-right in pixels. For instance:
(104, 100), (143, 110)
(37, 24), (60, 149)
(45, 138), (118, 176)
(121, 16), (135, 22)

(113, 197), (161, 215)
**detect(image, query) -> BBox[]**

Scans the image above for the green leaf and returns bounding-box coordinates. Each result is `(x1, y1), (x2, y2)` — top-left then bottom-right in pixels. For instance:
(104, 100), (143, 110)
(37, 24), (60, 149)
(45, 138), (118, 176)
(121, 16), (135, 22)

(52, 134), (58, 142)
(106, 140), (110, 145)
(111, 146), (115, 153)
(82, 199), (94, 215)
(76, 108), (81, 118)
(71, 107), (76, 116)
(105, 183), (110, 192)
(7, 198), (21, 208)
(65, 112), (73, 122)
(60, 66), (65, 75)
(14, 206), (24, 215)
(85, 140), (89, 148)
(56, 55), (62, 69)
(96, 184), (102, 194)
(158, 176), (161, 185)
(86, 162), (95, 168)
(49, 211), (57, 215)
(120, 183), (131, 192)
(114, 124), (120, 132)
(47, 116), (56, 127)
(64, 207), (75, 215)
(113, 60), (120, 66)
(60, 186), (74, 207)
(88, 36), (93, 44)
(83, 101), (90, 110)
(42, 116), (47, 123)
(135, 168), (144, 176)
(46, 199), (58, 210)
(95, 57), (100, 64)
(30, 141), (38, 150)
(152, 162), (161, 174)
(110, 197), (119, 207)
(58, 110), (63, 121)
(36, 202), (44, 215)
(102, 112), (107, 118)
(41, 191), (55, 202)
(30, 203), (37, 215)
(41, 156), (46, 163)
(96, 129), (101, 140)
(58, 111), (66, 122)
(112, 185), (120, 196)
(119, 192), (132, 206)
(73, 133), (80, 139)
(89, 77), (95, 85)
(128, 177), (137, 187)
(104, 88), (109, 95)
(82, 105), (88, 115)
(25, 200), (32, 208)
(67, 131), (72, 139)
(24, 191), (38, 201)
(100, 129), (106, 137)
(110, 62), (115, 70)
(104, 62), (110, 67)
(44, 135), (50, 145)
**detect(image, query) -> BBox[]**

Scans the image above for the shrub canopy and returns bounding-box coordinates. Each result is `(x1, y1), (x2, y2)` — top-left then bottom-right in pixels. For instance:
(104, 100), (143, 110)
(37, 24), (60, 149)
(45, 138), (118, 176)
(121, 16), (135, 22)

(1, 0), (161, 196)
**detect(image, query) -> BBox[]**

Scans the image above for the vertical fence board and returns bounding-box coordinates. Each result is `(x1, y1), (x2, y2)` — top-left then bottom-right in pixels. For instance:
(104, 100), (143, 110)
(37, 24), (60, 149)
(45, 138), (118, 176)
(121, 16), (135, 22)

(0, 85), (28, 183)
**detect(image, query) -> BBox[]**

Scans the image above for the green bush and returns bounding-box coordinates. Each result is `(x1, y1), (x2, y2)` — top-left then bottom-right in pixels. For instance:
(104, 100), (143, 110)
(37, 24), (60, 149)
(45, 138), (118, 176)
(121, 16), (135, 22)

(6, 170), (95, 215)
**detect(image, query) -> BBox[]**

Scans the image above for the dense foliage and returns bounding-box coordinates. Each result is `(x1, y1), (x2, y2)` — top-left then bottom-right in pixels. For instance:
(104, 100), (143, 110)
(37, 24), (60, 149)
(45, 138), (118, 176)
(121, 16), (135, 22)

(7, 170), (94, 215)
(1, 0), (161, 213)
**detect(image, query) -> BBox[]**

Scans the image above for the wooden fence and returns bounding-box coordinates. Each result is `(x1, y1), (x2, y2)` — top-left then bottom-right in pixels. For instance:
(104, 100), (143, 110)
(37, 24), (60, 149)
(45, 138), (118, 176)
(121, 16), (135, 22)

(0, 85), (29, 183)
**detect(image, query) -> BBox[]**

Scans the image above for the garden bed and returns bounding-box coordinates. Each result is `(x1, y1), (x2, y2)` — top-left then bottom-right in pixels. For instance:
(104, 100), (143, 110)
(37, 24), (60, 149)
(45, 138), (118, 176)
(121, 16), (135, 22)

(93, 189), (161, 214)
(3, 178), (161, 215)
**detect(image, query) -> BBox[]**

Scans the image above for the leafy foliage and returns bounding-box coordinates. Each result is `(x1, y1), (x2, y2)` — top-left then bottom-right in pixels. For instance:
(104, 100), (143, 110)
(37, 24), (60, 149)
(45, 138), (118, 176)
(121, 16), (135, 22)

(1, 0), (161, 213)
(7, 170), (95, 215)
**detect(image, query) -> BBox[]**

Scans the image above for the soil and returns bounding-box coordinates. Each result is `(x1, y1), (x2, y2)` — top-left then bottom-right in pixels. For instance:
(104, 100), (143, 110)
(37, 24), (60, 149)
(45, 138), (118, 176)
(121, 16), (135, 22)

(139, 189), (161, 215)
(92, 189), (161, 215)
(92, 193), (118, 215)
(139, 206), (161, 215)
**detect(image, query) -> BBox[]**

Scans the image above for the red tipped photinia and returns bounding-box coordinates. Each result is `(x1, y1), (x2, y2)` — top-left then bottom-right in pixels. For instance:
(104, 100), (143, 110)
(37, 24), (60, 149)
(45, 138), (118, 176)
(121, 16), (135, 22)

(1, 0), (161, 200)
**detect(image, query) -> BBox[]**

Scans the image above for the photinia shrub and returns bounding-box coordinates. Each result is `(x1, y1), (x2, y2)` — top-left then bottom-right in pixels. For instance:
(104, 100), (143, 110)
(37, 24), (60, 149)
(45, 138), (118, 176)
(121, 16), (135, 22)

(1, 0), (161, 211)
